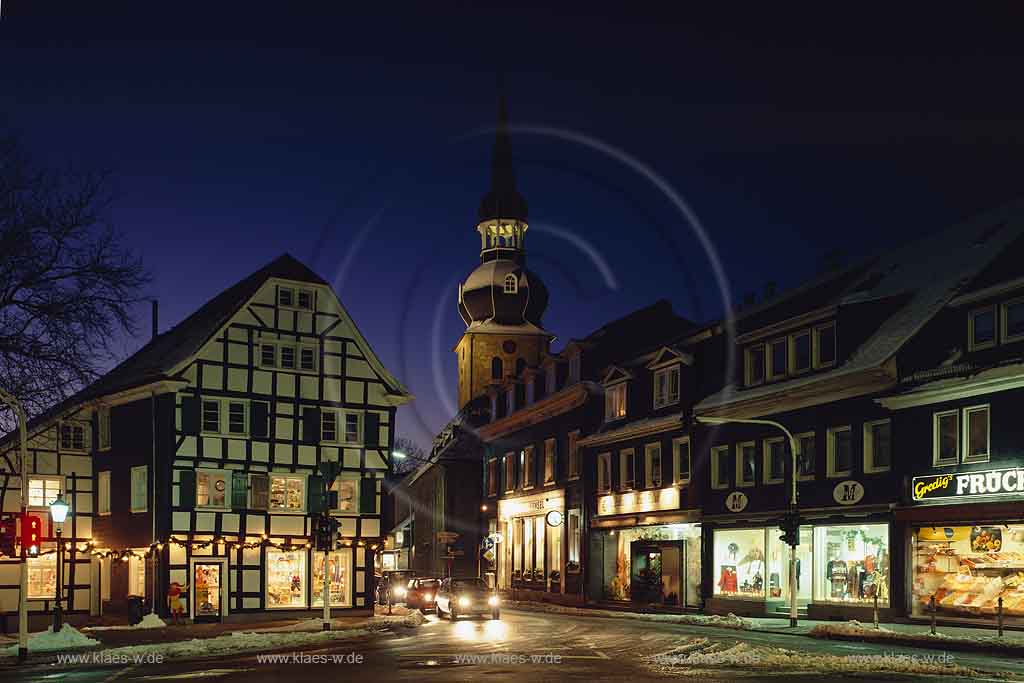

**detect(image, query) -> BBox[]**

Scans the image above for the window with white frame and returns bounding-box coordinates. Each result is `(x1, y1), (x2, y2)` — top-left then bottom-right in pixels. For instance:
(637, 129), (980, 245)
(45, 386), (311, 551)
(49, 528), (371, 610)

(567, 430), (581, 480)
(504, 452), (516, 492)
(767, 338), (787, 380)
(227, 401), (247, 435)
(544, 438), (556, 484)
(269, 474), (305, 511)
(790, 330), (812, 374)
(59, 422), (87, 451)
(196, 469), (230, 508)
(260, 342), (277, 368)
(763, 437), (785, 484)
(279, 287), (314, 310)
(130, 465), (148, 512)
(597, 452), (612, 492)
(128, 554), (146, 597)
(322, 410), (362, 445)
(673, 436), (691, 484)
(736, 442), (756, 487)
(969, 306), (997, 351)
(745, 344), (766, 386)
(645, 442), (662, 488)
(605, 383), (627, 421)
(201, 400), (221, 434)
(796, 432), (816, 480)
(296, 289), (313, 310)
(98, 406), (112, 450)
(332, 475), (360, 512)
(863, 419), (892, 473)
(487, 458), (498, 496)
(278, 287), (295, 307)
(299, 346), (317, 372)
(98, 471), (111, 515)
(567, 508), (582, 567)
(933, 410), (959, 467)
(1002, 298), (1024, 344)
(653, 365), (680, 408)
(619, 449), (635, 490)
(27, 476), (62, 508)
(503, 274), (518, 294)
(963, 405), (990, 463)
(521, 447), (535, 489)
(814, 322), (837, 368)
(827, 426), (852, 477)
(711, 445), (730, 489)
(569, 354), (581, 383)
(280, 345), (296, 369)
(27, 556), (57, 599)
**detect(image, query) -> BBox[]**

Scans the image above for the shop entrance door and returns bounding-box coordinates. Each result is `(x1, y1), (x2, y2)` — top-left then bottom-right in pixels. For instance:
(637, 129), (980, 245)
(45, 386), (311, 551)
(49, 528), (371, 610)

(193, 563), (222, 622)
(630, 540), (685, 606)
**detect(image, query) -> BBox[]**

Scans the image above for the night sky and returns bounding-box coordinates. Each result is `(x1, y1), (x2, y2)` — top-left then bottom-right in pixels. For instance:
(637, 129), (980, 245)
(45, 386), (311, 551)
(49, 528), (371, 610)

(3, 4), (1024, 447)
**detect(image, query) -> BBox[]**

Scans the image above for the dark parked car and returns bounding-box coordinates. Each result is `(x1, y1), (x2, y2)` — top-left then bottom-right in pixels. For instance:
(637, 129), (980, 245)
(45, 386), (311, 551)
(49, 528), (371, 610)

(435, 577), (500, 620)
(405, 577), (441, 612)
(375, 570), (416, 606)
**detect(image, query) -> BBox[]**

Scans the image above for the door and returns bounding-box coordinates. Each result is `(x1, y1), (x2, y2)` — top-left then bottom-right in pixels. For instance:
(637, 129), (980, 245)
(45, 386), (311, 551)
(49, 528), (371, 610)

(193, 563), (222, 622)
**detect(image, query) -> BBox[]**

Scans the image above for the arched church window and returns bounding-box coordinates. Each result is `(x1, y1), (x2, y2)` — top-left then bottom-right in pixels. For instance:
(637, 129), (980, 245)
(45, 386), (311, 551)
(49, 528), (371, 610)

(504, 274), (518, 294)
(491, 357), (503, 380)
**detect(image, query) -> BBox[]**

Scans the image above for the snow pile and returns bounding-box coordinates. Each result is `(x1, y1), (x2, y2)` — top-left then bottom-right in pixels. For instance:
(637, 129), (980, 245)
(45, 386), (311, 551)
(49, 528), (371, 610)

(85, 613), (167, 631)
(809, 619), (1024, 653)
(369, 611), (425, 629)
(256, 612), (422, 633)
(506, 601), (751, 630)
(809, 619), (893, 637)
(3, 624), (99, 655)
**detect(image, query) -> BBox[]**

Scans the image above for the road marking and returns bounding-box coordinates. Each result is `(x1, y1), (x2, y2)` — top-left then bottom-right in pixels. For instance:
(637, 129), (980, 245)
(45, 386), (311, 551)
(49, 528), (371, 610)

(137, 669), (253, 680)
(398, 652), (610, 660)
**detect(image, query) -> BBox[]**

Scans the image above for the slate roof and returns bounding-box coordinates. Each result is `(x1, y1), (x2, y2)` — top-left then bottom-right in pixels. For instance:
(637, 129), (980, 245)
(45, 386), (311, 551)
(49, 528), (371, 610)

(697, 198), (1024, 411)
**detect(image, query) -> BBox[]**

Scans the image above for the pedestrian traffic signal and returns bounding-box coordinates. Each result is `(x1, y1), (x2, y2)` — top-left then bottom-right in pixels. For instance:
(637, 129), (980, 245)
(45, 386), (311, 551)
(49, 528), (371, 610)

(21, 514), (42, 557)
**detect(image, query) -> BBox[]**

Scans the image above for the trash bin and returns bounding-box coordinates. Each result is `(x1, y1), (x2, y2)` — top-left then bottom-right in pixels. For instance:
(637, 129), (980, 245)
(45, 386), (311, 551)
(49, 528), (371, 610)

(127, 596), (144, 625)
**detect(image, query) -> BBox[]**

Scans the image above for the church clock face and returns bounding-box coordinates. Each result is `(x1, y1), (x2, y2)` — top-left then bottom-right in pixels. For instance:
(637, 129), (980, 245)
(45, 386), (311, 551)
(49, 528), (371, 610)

(502, 340), (517, 354)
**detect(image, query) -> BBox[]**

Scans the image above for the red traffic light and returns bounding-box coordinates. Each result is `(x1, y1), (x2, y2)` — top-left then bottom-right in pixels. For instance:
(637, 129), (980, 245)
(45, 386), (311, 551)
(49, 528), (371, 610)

(21, 514), (42, 557)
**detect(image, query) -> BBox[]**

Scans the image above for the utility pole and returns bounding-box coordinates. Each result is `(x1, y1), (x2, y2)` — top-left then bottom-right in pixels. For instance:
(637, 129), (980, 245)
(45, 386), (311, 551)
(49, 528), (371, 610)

(0, 387), (30, 661)
(697, 415), (802, 628)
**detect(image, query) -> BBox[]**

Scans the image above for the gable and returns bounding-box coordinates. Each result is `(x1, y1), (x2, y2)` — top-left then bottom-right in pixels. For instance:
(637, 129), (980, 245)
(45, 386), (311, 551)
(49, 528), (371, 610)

(601, 365), (633, 386)
(645, 346), (691, 370)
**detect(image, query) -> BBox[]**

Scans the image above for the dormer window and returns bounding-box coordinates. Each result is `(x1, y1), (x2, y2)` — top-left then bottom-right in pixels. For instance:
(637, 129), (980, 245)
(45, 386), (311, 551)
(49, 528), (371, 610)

(605, 383), (627, 421)
(813, 322), (837, 368)
(503, 274), (518, 294)
(745, 344), (766, 387)
(969, 306), (996, 351)
(653, 365), (680, 408)
(1002, 297), (1024, 344)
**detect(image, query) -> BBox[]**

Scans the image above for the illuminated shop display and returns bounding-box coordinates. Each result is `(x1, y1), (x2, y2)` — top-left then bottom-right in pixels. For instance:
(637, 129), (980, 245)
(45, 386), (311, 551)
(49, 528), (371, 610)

(713, 528), (769, 599)
(912, 525), (1024, 619)
(266, 549), (306, 607)
(311, 549), (352, 607)
(812, 524), (889, 605)
(599, 523), (700, 606)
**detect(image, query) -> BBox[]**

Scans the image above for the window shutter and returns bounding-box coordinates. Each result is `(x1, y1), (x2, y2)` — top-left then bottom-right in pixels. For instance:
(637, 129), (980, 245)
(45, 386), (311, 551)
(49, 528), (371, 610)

(307, 474), (326, 514)
(178, 470), (196, 509)
(250, 402), (269, 439)
(231, 471), (248, 509)
(181, 397), (200, 436)
(302, 408), (321, 445)
(363, 412), (379, 447)
(359, 477), (377, 514)
(251, 474), (269, 509)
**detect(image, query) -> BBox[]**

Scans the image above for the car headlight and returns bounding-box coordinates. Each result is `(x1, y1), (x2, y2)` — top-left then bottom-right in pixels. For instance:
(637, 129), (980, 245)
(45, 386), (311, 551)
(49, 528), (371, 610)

(488, 595), (499, 607)
(458, 596), (471, 608)
(424, 593), (433, 601)
(393, 587), (406, 597)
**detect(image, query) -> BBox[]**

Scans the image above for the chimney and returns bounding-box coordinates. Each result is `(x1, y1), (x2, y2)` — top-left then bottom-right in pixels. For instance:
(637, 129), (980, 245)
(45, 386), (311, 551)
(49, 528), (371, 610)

(151, 300), (159, 339)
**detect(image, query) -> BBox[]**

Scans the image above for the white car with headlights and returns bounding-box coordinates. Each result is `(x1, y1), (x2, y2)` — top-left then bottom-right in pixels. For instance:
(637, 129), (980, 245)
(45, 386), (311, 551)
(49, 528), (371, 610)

(434, 577), (500, 620)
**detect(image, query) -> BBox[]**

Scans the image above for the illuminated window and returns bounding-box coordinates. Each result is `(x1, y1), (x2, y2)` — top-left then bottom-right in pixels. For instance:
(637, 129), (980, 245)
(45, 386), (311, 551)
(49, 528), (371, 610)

(27, 477), (62, 508)
(266, 549), (306, 608)
(196, 470), (229, 508)
(543, 438), (556, 484)
(128, 554), (146, 597)
(269, 475), (305, 511)
(332, 477), (359, 512)
(653, 366), (680, 408)
(605, 383), (627, 421)
(311, 550), (352, 607)
(27, 556), (57, 599)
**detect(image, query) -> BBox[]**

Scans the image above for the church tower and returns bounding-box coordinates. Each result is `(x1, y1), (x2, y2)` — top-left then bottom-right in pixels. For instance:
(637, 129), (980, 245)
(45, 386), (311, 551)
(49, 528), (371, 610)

(455, 99), (552, 409)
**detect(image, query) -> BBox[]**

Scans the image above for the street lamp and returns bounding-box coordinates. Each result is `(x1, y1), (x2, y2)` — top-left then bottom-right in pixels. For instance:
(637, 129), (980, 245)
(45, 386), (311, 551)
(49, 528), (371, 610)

(49, 495), (70, 632)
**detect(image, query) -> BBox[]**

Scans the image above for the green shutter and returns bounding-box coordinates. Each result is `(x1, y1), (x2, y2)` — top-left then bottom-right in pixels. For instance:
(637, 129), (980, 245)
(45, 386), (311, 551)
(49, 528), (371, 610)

(307, 474), (326, 514)
(302, 408), (321, 445)
(250, 402), (269, 439)
(359, 477), (377, 514)
(251, 473), (269, 509)
(231, 471), (248, 509)
(178, 470), (196, 510)
(363, 412), (379, 447)
(181, 397), (200, 436)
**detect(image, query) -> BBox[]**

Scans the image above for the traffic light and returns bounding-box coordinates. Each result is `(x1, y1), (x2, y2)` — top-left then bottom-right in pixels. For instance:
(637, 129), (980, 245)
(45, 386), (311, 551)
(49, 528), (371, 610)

(778, 510), (800, 547)
(21, 514), (42, 557)
(0, 514), (16, 558)
(313, 516), (339, 551)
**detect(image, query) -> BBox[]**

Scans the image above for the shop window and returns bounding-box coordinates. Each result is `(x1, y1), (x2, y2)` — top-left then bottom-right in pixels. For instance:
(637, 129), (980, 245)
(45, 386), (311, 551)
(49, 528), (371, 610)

(653, 366), (680, 408)
(196, 469), (229, 508)
(763, 437), (785, 484)
(767, 338), (787, 380)
(969, 306), (997, 351)
(933, 410), (959, 467)
(332, 477), (359, 512)
(796, 432), (816, 480)
(645, 443), (662, 488)
(827, 426), (852, 478)
(487, 458), (498, 496)
(673, 436), (691, 484)
(711, 446), (730, 490)
(597, 452), (612, 492)
(567, 431), (581, 480)
(605, 383), (627, 421)
(813, 524), (889, 605)
(504, 452), (516, 493)
(266, 549), (307, 608)
(790, 330), (811, 374)
(737, 442), (756, 487)
(27, 555), (57, 599)
(27, 476), (62, 508)
(130, 465), (148, 512)
(522, 447), (535, 489)
(864, 420), (892, 473)
(311, 550), (352, 607)
(1002, 298), (1024, 344)
(963, 405), (990, 463)
(97, 471), (111, 515)
(567, 509), (582, 572)
(544, 438), (556, 484)
(619, 449), (635, 491)
(128, 555), (146, 597)
(523, 518), (534, 578)
(270, 475), (305, 511)
(912, 525), (1024, 620)
(534, 516), (545, 576)
(745, 344), (765, 387)
(60, 422), (87, 451)
(713, 528), (767, 599)
(813, 322), (837, 368)
(546, 518), (561, 584)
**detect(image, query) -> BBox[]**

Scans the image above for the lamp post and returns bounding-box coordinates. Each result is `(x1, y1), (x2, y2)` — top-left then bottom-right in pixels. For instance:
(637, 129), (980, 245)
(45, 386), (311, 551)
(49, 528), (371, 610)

(49, 495), (70, 632)
(697, 415), (802, 628)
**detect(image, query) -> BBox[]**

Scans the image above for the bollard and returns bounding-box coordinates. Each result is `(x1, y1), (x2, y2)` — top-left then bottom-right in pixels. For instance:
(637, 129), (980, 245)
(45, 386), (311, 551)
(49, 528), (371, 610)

(930, 595), (936, 635)
(998, 596), (1004, 638)
(873, 593), (879, 629)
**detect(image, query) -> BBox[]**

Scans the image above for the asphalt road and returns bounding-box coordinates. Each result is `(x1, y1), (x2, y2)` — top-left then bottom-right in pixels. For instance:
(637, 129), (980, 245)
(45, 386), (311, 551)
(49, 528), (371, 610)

(5, 609), (1024, 683)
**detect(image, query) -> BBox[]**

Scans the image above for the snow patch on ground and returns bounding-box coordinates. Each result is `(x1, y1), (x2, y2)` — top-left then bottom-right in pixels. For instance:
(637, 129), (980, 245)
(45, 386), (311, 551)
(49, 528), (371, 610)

(3, 624), (100, 654)
(257, 612), (423, 633)
(809, 619), (1024, 652)
(85, 613), (168, 631)
(506, 601), (750, 630)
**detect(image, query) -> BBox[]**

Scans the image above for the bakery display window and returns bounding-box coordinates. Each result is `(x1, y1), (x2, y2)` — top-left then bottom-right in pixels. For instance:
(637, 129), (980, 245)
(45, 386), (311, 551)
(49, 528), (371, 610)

(812, 523), (889, 605)
(266, 549), (307, 608)
(714, 528), (768, 600)
(912, 524), (1024, 620)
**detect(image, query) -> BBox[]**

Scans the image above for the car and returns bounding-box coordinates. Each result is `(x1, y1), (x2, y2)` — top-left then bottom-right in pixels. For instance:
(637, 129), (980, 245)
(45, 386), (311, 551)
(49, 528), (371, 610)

(435, 577), (500, 620)
(375, 570), (416, 606)
(405, 577), (441, 612)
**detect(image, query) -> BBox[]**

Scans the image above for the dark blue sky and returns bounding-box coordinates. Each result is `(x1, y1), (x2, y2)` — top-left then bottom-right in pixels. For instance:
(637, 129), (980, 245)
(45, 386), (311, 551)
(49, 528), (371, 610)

(3, 4), (1024, 446)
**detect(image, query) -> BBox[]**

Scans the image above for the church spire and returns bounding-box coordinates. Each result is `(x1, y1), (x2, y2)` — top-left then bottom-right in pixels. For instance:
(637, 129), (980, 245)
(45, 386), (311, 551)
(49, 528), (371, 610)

(478, 96), (528, 224)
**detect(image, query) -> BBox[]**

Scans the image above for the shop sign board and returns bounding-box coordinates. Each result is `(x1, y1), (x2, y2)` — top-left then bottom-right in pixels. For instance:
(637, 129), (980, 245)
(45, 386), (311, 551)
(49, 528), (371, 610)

(912, 467), (1024, 502)
(833, 480), (865, 506)
(725, 491), (748, 513)
(596, 486), (680, 516)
